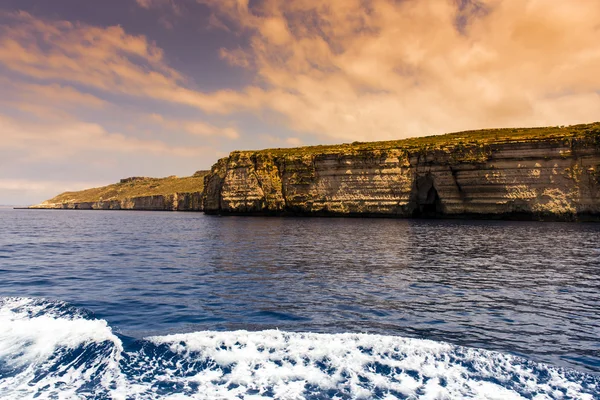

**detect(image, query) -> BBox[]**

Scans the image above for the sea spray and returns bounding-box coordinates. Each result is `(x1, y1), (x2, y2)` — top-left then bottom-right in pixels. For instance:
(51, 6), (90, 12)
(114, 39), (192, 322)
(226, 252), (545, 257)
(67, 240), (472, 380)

(1, 298), (598, 399)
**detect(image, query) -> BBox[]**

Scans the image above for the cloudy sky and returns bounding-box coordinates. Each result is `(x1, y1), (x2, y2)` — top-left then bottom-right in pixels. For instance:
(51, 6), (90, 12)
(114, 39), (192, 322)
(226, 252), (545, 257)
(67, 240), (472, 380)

(1, 0), (599, 204)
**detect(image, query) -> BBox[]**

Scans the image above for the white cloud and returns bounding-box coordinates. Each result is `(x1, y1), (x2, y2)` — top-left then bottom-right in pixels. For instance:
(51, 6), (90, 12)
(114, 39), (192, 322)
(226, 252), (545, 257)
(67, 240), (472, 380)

(0, 114), (211, 161)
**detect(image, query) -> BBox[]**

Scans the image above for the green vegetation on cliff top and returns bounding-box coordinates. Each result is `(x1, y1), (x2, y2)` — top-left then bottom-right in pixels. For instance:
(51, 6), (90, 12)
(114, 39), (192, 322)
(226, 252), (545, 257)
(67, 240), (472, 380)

(39, 122), (600, 205)
(43, 172), (208, 204)
(243, 122), (600, 157)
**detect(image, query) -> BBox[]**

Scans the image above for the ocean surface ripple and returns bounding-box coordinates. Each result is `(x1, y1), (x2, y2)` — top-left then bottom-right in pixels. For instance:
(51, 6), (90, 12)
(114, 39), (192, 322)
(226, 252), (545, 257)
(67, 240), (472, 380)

(0, 209), (599, 398)
(1, 297), (598, 399)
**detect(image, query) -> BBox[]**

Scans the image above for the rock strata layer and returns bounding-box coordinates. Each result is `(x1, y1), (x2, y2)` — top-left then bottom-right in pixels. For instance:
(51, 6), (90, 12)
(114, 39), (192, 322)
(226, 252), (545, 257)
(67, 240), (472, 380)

(203, 124), (600, 221)
(32, 192), (203, 211)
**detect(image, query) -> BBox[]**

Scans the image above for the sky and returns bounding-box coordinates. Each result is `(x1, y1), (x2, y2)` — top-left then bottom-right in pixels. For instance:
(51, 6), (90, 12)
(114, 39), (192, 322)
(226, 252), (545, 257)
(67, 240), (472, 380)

(1, 0), (599, 205)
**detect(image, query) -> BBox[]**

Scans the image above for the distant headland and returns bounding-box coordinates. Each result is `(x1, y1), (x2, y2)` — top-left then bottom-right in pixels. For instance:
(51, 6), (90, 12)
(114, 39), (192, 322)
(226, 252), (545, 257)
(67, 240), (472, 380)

(28, 172), (208, 211)
(28, 123), (600, 221)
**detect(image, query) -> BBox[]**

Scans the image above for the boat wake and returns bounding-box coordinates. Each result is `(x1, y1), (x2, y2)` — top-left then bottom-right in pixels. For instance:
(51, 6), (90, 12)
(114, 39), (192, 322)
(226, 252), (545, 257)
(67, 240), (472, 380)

(0, 297), (597, 399)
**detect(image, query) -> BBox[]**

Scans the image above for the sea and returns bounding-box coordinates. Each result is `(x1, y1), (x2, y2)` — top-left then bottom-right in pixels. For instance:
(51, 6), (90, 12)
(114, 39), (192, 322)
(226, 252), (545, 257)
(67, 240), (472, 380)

(0, 208), (599, 399)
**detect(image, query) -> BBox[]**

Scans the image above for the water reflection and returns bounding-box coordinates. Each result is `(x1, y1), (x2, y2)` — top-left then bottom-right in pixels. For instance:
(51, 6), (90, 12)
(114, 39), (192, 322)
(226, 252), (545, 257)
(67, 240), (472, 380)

(1, 209), (599, 374)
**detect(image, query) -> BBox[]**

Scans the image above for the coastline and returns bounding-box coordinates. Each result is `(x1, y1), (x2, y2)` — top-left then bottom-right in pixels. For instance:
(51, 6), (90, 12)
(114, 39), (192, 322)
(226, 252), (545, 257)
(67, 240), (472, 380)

(26, 123), (600, 221)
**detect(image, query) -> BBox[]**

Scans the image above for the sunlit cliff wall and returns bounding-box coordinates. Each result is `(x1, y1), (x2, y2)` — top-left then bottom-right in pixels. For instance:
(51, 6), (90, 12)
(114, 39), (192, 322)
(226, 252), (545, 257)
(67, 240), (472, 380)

(203, 127), (600, 221)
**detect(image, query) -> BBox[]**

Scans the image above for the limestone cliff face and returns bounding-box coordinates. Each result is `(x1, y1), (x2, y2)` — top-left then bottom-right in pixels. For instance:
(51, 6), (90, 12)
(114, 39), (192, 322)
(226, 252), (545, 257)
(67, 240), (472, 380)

(203, 131), (600, 221)
(32, 192), (204, 211)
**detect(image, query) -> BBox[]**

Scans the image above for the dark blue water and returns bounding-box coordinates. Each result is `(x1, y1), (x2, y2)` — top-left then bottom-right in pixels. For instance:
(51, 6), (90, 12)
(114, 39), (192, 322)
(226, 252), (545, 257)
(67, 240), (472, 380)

(1, 209), (599, 398)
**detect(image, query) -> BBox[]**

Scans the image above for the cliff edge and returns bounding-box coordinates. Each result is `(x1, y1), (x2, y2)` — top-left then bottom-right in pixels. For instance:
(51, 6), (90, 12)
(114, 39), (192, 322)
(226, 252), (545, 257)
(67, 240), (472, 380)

(30, 172), (208, 211)
(203, 123), (600, 221)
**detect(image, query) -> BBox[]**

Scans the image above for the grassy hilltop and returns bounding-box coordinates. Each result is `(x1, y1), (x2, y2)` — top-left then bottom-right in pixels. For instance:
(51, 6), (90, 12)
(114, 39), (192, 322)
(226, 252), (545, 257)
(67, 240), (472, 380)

(42, 172), (208, 205)
(247, 122), (600, 157)
(36, 122), (600, 208)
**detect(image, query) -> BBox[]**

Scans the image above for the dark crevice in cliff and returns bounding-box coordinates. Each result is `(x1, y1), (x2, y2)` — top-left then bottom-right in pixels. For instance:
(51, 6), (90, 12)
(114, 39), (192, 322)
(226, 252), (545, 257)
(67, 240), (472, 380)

(449, 166), (466, 199)
(412, 174), (444, 218)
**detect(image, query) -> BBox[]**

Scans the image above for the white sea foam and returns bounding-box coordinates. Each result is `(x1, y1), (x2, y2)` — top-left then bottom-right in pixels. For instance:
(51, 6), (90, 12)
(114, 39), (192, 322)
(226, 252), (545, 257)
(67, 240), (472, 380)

(0, 298), (598, 400)
(0, 297), (124, 400)
(141, 330), (597, 400)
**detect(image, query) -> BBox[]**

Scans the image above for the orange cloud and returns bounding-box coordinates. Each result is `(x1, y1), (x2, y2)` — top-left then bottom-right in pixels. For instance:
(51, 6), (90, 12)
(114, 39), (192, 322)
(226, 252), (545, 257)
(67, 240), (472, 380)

(0, 79), (107, 110)
(203, 0), (600, 140)
(3, 3), (599, 145)
(0, 78), (108, 122)
(0, 12), (252, 114)
(149, 113), (240, 139)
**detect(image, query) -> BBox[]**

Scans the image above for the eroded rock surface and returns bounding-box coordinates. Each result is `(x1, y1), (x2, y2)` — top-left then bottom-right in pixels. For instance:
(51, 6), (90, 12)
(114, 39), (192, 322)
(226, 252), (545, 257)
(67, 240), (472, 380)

(203, 125), (600, 221)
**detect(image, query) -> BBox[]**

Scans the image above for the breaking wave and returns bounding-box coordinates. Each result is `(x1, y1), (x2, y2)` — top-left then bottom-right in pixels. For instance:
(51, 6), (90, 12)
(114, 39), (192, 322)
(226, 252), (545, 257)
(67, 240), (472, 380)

(0, 297), (598, 399)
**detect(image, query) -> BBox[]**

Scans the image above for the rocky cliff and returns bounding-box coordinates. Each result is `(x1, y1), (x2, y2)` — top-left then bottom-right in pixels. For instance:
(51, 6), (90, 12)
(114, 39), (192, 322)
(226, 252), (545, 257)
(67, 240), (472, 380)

(31, 173), (207, 211)
(203, 123), (600, 221)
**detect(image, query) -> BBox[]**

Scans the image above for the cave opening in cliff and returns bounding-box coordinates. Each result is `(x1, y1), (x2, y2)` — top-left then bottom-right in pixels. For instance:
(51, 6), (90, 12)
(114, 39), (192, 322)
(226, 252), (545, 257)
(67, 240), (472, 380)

(413, 175), (443, 218)
(421, 186), (442, 216)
